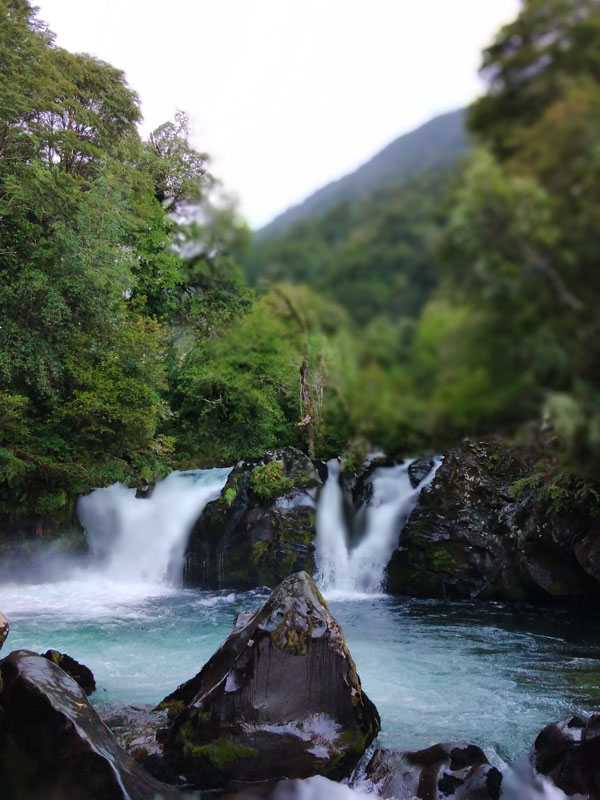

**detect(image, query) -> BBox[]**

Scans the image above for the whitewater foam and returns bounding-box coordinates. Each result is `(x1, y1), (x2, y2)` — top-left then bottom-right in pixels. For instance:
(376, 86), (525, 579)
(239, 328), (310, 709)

(315, 458), (441, 596)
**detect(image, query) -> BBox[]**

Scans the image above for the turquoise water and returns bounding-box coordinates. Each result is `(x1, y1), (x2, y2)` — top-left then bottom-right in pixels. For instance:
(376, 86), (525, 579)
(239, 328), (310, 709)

(2, 582), (599, 764)
(2, 466), (599, 773)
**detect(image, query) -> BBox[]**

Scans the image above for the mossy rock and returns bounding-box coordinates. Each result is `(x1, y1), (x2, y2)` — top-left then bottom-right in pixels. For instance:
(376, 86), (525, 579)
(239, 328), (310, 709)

(155, 572), (380, 788)
(385, 439), (600, 603)
(184, 448), (322, 590)
(42, 650), (96, 695)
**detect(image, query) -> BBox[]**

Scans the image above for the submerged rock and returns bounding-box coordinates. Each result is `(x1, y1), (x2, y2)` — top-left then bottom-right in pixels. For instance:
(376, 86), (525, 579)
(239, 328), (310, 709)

(0, 611), (8, 650)
(385, 439), (600, 602)
(103, 703), (170, 765)
(0, 649), (181, 800)
(184, 448), (322, 589)
(534, 715), (600, 799)
(155, 572), (380, 789)
(42, 648), (96, 695)
(366, 743), (502, 800)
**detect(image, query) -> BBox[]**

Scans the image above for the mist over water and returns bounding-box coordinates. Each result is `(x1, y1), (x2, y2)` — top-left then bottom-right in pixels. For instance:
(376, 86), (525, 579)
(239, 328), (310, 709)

(0, 468), (231, 620)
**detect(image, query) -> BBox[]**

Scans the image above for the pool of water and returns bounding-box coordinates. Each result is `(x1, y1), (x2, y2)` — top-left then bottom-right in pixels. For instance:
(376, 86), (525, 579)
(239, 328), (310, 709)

(1, 578), (599, 764)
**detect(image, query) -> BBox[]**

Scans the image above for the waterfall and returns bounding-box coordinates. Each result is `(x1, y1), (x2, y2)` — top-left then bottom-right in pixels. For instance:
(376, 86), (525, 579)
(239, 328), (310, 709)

(315, 458), (441, 597)
(314, 460), (348, 590)
(76, 468), (231, 587)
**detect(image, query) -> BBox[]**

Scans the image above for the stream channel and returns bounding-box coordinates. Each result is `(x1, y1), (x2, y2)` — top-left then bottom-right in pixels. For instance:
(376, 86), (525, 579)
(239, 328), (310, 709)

(0, 465), (599, 784)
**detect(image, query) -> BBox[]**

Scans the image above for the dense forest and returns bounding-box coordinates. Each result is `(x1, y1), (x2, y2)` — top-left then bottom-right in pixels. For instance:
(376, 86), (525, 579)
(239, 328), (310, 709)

(2, 0), (600, 527)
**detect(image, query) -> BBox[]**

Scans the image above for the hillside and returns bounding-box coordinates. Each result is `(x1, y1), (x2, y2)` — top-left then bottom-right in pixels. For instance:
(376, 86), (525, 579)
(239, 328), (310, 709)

(258, 108), (467, 240)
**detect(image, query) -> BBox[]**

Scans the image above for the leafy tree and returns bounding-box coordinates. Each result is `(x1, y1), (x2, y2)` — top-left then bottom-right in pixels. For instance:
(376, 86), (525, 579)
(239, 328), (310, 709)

(0, 1), (216, 520)
(145, 111), (207, 207)
(171, 284), (353, 464)
(469, 0), (600, 158)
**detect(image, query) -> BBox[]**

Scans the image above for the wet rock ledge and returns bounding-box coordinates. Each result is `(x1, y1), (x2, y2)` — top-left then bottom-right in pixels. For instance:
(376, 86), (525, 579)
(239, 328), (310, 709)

(0, 649), (180, 800)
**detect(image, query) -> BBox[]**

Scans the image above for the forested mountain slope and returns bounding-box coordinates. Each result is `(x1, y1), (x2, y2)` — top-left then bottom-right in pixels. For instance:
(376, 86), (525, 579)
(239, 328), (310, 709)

(258, 108), (467, 240)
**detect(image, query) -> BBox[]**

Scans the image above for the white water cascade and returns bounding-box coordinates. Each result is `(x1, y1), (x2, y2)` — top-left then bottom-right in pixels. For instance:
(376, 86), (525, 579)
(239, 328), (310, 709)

(315, 458), (441, 598)
(76, 467), (231, 587)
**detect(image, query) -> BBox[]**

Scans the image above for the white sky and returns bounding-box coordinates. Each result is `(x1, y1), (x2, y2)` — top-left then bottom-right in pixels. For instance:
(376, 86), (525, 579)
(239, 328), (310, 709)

(34, 0), (520, 228)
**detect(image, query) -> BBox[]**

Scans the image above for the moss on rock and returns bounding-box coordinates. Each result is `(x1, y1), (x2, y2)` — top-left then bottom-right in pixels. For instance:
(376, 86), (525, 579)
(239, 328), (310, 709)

(156, 572), (380, 788)
(184, 448), (322, 590)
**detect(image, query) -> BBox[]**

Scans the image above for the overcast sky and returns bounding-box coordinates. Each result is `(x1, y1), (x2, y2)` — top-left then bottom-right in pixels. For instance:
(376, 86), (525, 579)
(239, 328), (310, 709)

(34, 1), (520, 228)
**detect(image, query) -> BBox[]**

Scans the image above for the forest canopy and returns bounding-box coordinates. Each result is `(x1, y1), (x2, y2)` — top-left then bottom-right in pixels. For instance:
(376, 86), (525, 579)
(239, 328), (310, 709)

(2, 0), (600, 526)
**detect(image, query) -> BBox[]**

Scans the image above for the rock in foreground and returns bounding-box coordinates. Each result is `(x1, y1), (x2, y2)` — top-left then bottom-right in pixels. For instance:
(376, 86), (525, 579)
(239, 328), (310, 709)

(534, 715), (600, 799)
(366, 743), (502, 800)
(0, 650), (181, 800)
(156, 572), (380, 788)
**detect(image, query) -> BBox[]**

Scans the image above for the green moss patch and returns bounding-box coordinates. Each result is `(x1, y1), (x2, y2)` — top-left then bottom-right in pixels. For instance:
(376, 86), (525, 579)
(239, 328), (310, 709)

(250, 462), (293, 501)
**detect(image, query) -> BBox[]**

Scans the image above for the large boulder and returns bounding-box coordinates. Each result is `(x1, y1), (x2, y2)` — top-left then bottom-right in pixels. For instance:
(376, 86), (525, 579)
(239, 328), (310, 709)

(0, 650), (182, 800)
(365, 743), (502, 800)
(155, 572), (380, 789)
(385, 439), (600, 602)
(184, 448), (322, 589)
(534, 715), (600, 799)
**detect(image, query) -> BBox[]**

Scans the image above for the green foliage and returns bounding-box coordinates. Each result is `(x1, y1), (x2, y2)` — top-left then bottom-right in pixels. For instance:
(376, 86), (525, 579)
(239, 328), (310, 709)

(144, 111), (207, 207)
(170, 283), (354, 464)
(0, 1), (235, 520)
(469, 0), (600, 159)
(249, 462), (293, 500)
(5, 0), (600, 530)
(222, 487), (237, 507)
(511, 471), (600, 517)
(172, 296), (299, 464)
(246, 168), (455, 326)
(251, 541), (269, 564)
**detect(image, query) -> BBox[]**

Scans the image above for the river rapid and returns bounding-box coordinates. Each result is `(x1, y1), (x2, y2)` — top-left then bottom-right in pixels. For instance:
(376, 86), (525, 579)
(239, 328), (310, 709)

(0, 465), (599, 789)
(1, 583), (600, 765)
